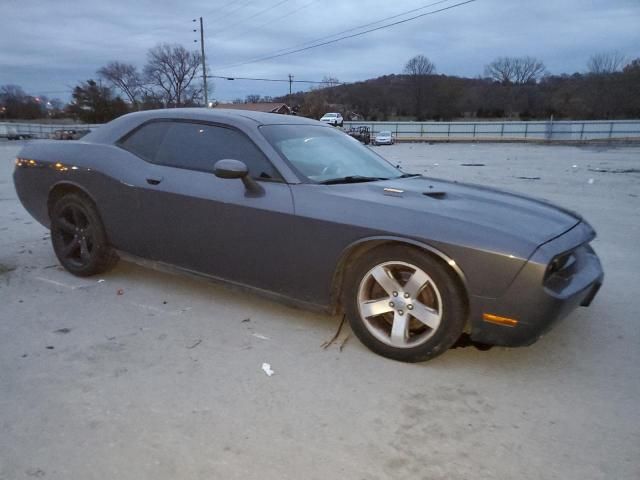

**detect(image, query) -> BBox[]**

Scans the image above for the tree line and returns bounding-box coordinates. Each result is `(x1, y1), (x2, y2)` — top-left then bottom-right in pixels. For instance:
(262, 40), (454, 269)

(0, 43), (204, 123)
(1, 49), (639, 123)
(284, 53), (640, 121)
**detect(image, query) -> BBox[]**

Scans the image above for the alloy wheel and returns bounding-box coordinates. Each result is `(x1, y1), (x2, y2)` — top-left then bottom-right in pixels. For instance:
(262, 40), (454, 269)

(357, 261), (443, 348)
(53, 204), (95, 268)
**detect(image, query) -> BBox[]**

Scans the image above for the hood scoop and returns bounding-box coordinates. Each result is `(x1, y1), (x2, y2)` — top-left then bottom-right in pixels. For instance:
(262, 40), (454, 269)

(423, 190), (447, 199)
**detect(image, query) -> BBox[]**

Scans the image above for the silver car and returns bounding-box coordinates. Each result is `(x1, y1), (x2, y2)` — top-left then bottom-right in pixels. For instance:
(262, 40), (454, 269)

(374, 130), (395, 145)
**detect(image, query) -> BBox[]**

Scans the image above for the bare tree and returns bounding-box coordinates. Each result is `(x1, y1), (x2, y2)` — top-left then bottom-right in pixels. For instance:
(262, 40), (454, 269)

(98, 62), (144, 106)
(404, 55), (436, 120)
(245, 94), (262, 103)
(588, 51), (626, 74)
(322, 76), (341, 88)
(144, 44), (202, 107)
(485, 56), (546, 84)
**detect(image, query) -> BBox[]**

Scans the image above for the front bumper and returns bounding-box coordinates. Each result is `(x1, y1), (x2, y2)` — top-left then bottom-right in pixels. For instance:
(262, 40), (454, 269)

(468, 221), (604, 347)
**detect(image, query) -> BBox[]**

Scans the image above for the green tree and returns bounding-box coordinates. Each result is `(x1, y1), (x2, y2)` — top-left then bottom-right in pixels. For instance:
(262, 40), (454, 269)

(67, 80), (129, 123)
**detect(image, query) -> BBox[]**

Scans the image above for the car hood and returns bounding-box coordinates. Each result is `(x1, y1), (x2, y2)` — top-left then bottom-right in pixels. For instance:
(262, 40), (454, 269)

(322, 175), (581, 250)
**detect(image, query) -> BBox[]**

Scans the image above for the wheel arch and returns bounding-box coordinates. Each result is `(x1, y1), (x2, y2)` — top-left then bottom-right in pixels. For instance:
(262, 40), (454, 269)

(47, 181), (99, 220)
(330, 236), (470, 317)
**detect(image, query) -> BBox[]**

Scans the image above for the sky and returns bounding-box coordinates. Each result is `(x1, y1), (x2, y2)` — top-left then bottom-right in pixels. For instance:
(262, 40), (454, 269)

(1, 0), (639, 102)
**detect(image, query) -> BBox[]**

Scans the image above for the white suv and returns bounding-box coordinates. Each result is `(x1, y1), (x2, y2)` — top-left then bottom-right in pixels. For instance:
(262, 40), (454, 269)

(320, 112), (343, 127)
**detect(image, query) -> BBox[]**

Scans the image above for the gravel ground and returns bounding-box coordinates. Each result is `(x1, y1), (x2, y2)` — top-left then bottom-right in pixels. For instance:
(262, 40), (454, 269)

(1, 140), (639, 480)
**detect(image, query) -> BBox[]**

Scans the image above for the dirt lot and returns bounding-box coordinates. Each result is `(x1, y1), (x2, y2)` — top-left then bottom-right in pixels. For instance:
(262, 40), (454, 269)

(1, 140), (638, 480)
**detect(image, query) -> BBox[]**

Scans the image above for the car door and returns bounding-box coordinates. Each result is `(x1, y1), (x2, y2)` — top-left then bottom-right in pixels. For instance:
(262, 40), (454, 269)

(125, 120), (296, 294)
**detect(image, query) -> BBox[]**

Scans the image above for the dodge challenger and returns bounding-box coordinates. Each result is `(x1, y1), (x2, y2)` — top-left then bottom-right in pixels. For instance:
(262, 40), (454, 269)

(13, 109), (604, 362)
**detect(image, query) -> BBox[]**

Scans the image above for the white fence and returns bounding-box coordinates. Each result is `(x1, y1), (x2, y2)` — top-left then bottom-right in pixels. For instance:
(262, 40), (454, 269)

(0, 122), (102, 139)
(3, 119), (640, 142)
(344, 119), (640, 142)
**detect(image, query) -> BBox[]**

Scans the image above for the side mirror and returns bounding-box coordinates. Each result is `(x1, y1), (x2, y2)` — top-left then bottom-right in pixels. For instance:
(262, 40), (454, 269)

(214, 159), (248, 179)
(213, 158), (264, 197)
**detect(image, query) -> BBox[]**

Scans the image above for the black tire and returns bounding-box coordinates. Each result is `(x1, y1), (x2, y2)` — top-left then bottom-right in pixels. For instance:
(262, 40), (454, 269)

(50, 193), (118, 277)
(343, 245), (466, 362)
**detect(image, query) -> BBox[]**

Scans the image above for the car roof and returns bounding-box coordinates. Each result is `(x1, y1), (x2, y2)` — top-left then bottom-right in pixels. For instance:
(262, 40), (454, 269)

(84, 107), (320, 144)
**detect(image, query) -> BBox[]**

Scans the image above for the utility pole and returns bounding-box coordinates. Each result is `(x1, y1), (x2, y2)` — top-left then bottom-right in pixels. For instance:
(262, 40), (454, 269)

(288, 74), (293, 97)
(194, 17), (208, 107)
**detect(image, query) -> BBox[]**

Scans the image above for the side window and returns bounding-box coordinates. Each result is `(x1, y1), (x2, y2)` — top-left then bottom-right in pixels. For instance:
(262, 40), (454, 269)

(119, 121), (170, 162)
(154, 122), (281, 180)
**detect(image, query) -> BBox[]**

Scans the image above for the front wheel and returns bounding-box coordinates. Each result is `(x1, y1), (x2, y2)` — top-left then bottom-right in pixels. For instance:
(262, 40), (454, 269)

(50, 193), (119, 277)
(343, 245), (466, 362)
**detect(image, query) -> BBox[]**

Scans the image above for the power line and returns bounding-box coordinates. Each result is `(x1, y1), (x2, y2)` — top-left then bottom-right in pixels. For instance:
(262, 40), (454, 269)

(216, 0), (477, 70)
(30, 90), (73, 95)
(207, 74), (342, 85)
(265, 0), (453, 57)
(225, 0), (318, 42)
(212, 0), (289, 36)
(208, 0), (255, 27)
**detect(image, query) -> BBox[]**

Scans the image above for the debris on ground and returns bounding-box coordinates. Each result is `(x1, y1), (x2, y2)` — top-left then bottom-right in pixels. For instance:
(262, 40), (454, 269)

(25, 468), (46, 478)
(0, 264), (16, 275)
(261, 363), (274, 377)
(587, 167), (640, 174)
(516, 176), (541, 180)
(251, 333), (270, 340)
(53, 328), (71, 334)
(45, 346), (54, 350)
(321, 315), (346, 349)
(241, 317), (251, 323)
(97, 279), (105, 283)
(116, 288), (124, 295)
(186, 339), (202, 349)
(461, 163), (485, 167)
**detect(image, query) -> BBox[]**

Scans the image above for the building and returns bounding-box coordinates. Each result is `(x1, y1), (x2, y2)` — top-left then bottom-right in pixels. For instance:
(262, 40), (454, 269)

(215, 103), (293, 115)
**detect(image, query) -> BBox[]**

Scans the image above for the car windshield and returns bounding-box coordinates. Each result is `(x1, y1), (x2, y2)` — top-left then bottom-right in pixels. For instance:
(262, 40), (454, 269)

(378, 131), (391, 136)
(324, 113), (337, 117)
(260, 125), (403, 183)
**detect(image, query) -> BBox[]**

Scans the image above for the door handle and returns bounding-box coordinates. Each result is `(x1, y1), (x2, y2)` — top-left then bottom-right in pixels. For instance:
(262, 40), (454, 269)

(146, 177), (163, 185)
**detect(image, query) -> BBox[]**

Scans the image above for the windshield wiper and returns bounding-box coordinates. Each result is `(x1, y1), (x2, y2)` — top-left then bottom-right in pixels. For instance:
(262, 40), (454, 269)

(319, 175), (389, 185)
(399, 173), (421, 178)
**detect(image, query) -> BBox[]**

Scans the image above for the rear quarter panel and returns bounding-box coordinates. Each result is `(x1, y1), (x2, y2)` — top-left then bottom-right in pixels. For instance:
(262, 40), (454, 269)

(14, 140), (153, 257)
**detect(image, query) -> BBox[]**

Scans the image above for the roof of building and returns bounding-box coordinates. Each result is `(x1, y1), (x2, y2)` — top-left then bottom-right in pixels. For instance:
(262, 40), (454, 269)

(215, 102), (291, 113)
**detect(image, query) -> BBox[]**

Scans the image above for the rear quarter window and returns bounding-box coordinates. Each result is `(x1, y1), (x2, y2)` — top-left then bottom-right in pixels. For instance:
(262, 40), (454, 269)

(119, 121), (170, 162)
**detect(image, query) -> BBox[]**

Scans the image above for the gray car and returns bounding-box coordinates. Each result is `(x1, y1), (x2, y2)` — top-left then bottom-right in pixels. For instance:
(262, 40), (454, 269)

(13, 109), (604, 362)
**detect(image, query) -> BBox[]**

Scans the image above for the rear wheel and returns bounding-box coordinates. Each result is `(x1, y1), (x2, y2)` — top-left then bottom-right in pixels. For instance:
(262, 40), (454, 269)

(50, 193), (118, 277)
(343, 245), (465, 362)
